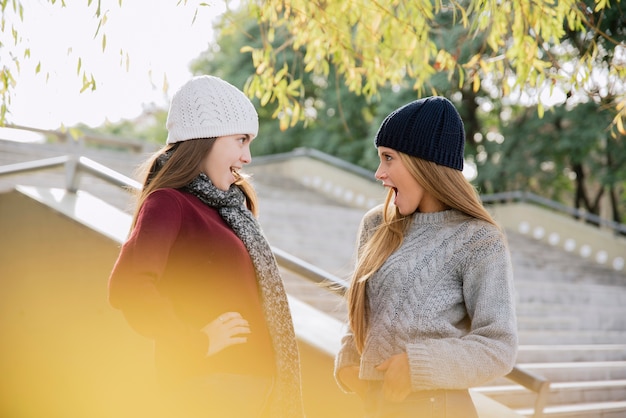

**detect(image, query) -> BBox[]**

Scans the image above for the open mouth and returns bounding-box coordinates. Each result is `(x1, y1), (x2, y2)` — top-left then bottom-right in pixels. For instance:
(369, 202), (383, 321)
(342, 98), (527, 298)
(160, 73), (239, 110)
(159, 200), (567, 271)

(227, 168), (238, 183)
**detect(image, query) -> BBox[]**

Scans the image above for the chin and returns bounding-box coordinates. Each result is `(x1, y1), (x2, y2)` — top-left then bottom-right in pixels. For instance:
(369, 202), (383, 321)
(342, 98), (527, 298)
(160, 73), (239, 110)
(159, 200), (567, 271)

(397, 204), (418, 216)
(215, 182), (231, 191)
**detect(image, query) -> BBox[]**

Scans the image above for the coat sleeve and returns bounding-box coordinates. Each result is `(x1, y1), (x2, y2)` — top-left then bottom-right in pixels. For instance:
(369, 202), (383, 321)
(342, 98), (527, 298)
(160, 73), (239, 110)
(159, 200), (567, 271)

(108, 190), (208, 353)
(405, 227), (518, 390)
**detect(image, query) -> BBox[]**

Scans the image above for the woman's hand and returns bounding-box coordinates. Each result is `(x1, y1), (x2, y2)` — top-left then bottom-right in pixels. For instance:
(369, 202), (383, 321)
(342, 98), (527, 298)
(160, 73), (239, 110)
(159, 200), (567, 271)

(201, 312), (250, 356)
(376, 352), (411, 402)
(337, 366), (368, 398)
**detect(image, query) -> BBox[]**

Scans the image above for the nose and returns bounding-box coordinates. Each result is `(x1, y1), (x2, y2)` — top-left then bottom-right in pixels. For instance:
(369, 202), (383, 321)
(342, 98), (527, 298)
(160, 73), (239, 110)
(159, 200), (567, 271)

(241, 145), (252, 165)
(374, 164), (385, 180)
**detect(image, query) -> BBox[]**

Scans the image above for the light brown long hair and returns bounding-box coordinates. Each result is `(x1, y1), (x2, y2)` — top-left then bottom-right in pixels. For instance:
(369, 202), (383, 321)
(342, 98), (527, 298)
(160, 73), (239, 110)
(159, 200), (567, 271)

(130, 137), (258, 228)
(347, 153), (498, 353)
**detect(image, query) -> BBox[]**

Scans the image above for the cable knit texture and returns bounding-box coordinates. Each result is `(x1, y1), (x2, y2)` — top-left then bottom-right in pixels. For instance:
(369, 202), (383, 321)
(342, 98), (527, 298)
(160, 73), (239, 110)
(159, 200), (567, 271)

(166, 76), (259, 144)
(335, 206), (518, 391)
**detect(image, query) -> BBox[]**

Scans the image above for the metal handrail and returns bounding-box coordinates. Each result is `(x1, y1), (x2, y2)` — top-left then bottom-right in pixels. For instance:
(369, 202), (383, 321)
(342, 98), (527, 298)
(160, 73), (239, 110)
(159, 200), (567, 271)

(0, 155), (70, 175)
(75, 156), (141, 190)
(0, 155), (141, 193)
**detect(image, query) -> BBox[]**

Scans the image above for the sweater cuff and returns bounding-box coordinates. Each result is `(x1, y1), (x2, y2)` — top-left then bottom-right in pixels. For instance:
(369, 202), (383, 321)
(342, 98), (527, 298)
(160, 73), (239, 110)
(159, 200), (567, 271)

(406, 343), (437, 391)
(334, 349), (361, 393)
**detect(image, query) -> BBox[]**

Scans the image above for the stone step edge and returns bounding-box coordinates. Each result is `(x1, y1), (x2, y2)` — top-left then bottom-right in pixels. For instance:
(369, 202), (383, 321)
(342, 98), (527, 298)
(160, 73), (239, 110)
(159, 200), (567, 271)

(515, 400), (626, 416)
(518, 360), (626, 370)
(476, 379), (626, 393)
(519, 344), (626, 351)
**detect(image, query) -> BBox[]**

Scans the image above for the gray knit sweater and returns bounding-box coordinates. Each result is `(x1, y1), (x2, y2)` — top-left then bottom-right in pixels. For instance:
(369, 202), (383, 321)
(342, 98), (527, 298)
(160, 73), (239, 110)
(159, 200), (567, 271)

(335, 206), (518, 391)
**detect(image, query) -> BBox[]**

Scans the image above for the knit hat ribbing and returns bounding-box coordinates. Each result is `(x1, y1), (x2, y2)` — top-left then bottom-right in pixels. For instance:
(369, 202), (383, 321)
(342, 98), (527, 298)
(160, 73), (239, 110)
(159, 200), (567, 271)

(375, 97), (465, 171)
(166, 75), (259, 144)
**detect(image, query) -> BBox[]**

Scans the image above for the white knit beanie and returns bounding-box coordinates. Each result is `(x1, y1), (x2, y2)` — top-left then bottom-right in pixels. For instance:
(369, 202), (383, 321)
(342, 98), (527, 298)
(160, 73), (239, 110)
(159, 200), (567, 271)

(165, 75), (259, 144)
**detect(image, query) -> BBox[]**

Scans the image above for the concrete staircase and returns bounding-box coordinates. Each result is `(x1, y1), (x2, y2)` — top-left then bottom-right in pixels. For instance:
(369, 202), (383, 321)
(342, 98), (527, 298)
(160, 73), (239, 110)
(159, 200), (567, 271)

(475, 233), (626, 417)
(2, 138), (626, 417)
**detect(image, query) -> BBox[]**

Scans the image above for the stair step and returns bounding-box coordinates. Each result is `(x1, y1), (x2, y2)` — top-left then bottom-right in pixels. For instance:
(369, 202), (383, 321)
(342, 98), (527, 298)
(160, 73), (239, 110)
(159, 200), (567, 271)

(514, 281), (626, 307)
(518, 361), (626, 370)
(477, 380), (626, 408)
(516, 304), (626, 331)
(516, 344), (626, 363)
(518, 329), (626, 345)
(517, 361), (626, 382)
(516, 303), (626, 316)
(517, 315), (580, 330)
(485, 361), (626, 385)
(478, 379), (626, 394)
(515, 400), (626, 417)
(552, 379), (626, 391)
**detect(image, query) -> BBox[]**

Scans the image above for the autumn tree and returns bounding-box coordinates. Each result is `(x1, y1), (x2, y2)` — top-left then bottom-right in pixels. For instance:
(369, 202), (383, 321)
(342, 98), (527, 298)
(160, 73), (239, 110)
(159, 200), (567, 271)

(3, 0), (624, 132)
(475, 0), (626, 223)
(245, 0), (625, 135)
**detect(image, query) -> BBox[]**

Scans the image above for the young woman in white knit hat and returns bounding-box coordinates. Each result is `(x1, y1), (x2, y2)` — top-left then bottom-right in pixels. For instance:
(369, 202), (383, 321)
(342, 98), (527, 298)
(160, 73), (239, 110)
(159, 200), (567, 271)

(108, 76), (304, 418)
(334, 97), (518, 417)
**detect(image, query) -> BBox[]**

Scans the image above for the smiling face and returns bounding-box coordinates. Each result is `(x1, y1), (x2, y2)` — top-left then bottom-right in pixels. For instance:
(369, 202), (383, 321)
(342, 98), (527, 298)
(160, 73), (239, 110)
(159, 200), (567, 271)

(375, 146), (446, 215)
(200, 134), (253, 191)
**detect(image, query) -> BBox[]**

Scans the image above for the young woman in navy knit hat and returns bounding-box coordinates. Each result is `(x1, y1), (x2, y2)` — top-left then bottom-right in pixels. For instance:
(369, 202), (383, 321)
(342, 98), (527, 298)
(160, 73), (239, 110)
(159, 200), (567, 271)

(108, 76), (303, 418)
(334, 97), (518, 417)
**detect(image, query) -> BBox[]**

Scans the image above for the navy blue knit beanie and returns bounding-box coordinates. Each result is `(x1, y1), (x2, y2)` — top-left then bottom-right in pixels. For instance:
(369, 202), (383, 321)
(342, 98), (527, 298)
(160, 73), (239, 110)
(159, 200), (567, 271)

(375, 97), (465, 171)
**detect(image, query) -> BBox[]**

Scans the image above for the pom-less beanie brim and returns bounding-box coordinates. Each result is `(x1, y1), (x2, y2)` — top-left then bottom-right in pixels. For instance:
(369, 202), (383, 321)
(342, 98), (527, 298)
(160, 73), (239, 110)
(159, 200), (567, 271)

(166, 75), (259, 144)
(375, 97), (465, 171)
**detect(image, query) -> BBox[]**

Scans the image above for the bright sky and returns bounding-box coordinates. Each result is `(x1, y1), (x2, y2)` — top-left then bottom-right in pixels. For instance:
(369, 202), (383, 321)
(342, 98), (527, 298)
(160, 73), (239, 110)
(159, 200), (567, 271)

(4, 1), (229, 130)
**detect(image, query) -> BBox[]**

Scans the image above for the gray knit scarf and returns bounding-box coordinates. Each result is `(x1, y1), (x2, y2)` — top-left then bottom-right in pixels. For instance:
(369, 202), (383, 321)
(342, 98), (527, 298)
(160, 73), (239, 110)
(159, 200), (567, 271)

(183, 171), (304, 418)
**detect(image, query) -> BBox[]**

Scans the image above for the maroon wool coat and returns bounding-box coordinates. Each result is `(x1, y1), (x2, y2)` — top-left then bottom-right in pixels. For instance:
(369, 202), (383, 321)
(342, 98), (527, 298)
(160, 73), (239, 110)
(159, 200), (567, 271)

(108, 188), (274, 385)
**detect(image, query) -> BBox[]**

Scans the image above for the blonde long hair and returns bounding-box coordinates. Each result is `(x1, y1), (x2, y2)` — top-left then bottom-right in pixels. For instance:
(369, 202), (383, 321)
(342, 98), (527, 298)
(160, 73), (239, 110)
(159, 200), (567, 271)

(346, 153), (498, 353)
(131, 138), (258, 228)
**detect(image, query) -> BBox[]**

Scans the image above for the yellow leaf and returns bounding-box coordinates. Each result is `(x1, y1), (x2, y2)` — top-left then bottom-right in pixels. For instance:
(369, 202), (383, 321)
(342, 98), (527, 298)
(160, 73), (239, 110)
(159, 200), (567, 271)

(260, 91), (272, 106)
(162, 74), (169, 93)
(291, 101), (301, 127)
(287, 79), (302, 96)
(80, 74), (90, 93)
(616, 115), (625, 135)
(279, 115), (288, 131)
(463, 54), (480, 69)
(274, 65), (288, 83)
